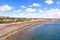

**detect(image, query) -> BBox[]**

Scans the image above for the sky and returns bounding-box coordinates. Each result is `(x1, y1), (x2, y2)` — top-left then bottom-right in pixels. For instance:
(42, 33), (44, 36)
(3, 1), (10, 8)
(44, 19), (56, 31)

(0, 0), (60, 18)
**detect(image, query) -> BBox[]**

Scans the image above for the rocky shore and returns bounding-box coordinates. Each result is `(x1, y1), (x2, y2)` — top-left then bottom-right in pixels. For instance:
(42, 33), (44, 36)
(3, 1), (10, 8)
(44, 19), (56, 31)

(0, 20), (57, 40)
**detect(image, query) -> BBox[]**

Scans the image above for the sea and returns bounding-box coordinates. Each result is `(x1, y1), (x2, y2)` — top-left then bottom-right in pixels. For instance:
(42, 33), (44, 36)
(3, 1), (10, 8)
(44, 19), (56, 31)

(12, 21), (60, 40)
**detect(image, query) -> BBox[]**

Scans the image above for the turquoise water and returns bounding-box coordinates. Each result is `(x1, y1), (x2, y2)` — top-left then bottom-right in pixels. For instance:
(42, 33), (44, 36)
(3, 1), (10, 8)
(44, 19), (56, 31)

(12, 21), (60, 40)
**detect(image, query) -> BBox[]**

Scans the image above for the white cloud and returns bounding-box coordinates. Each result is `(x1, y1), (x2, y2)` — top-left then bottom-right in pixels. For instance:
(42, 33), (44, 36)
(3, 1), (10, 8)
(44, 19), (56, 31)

(20, 5), (25, 8)
(32, 3), (41, 7)
(29, 3), (41, 7)
(0, 5), (13, 11)
(45, 0), (54, 4)
(56, 2), (60, 4)
(26, 8), (36, 12)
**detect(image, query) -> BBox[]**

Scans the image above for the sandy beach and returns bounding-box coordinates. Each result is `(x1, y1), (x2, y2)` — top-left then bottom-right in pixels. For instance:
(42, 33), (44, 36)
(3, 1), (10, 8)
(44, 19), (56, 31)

(0, 20), (57, 40)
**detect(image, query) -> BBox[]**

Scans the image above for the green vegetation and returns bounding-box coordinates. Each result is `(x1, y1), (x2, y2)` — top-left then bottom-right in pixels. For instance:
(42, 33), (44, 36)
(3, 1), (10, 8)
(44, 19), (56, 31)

(0, 16), (59, 24)
(0, 17), (32, 24)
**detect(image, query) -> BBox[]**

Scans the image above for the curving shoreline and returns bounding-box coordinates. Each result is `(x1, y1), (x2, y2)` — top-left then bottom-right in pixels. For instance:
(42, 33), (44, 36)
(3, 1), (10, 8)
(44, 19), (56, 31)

(0, 20), (57, 40)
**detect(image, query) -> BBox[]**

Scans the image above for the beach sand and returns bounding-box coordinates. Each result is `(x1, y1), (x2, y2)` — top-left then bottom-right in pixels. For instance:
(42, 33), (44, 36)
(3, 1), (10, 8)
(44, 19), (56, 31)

(0, 20), (57, 40)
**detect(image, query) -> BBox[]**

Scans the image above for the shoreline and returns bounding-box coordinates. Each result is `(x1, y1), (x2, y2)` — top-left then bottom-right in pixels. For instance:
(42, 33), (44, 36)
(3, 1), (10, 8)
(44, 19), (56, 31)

(6, 22), (41, 40)
(0, 21), (57, 40)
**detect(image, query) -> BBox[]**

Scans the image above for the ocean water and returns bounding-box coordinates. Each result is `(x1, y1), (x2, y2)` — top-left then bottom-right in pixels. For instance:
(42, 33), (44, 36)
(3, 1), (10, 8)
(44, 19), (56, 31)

(12, 21), (60, 40)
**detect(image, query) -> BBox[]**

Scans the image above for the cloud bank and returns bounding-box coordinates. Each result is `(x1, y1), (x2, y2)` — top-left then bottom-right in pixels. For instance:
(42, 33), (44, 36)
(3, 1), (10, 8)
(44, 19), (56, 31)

(13, 8), (60, 18)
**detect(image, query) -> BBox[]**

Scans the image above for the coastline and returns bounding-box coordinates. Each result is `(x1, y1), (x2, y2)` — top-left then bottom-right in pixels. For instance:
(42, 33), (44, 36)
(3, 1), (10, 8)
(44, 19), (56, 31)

(0, 20), (57, 40)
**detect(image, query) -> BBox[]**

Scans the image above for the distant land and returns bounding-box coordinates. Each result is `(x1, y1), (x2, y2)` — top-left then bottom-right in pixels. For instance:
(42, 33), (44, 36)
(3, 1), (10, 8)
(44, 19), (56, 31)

(0, 16), (60, 24)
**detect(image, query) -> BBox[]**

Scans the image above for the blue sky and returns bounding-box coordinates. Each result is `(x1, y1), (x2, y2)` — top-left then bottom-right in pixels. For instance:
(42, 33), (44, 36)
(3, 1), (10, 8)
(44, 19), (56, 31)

(0, 0), (60, 18)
